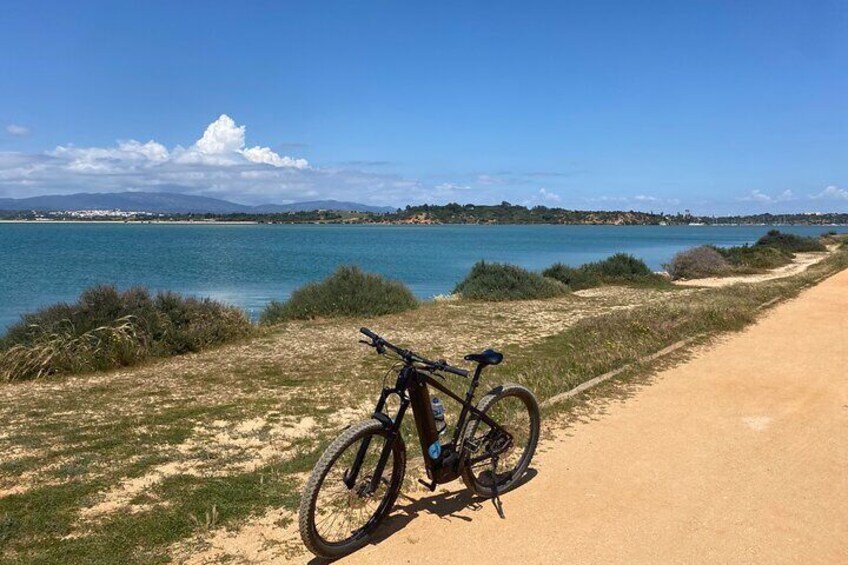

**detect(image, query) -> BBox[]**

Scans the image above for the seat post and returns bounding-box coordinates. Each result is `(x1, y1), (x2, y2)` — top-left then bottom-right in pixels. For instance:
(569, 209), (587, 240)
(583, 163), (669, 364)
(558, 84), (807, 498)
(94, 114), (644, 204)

(466, 363), (484, 402)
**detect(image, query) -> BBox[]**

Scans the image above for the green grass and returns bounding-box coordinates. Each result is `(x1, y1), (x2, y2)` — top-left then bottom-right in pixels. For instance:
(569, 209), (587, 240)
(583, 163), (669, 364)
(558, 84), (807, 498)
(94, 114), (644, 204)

(0, 286), (252, 382)
(544, 253), (669, 290)
(453, 261), (569, 300)
(260, 265), (418, 324)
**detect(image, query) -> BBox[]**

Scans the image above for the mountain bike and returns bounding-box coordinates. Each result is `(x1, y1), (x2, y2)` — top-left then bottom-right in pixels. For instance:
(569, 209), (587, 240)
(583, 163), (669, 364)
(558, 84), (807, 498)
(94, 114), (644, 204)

(298, 327), (540, 559)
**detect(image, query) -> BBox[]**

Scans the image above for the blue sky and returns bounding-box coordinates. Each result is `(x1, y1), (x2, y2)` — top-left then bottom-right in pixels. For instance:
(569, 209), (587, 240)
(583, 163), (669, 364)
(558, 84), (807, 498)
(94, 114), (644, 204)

(1, 0), (845, 213)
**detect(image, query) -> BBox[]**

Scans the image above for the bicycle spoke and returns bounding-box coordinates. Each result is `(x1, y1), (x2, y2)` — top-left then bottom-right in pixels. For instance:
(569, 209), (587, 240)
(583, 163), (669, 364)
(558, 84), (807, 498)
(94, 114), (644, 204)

(313, 433), (394, 545)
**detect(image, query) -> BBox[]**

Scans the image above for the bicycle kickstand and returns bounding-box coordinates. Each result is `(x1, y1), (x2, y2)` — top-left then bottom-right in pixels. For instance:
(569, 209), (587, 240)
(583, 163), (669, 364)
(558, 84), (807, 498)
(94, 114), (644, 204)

(491, 455), (505, 519)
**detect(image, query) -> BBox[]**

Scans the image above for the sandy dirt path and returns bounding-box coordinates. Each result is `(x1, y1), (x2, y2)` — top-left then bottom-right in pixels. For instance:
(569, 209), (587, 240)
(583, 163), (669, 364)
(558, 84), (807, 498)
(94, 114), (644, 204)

(341, 269), (848, 564)
(673, 249), (832, 288)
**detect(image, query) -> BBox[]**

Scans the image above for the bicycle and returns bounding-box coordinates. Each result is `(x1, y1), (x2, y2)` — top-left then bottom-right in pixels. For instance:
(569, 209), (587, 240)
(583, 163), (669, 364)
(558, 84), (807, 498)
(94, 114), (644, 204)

(298, 327), (540, 559)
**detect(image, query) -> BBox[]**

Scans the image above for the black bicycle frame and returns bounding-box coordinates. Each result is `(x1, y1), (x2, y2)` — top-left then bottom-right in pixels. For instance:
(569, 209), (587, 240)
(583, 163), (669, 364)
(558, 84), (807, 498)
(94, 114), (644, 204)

(346, 362), (510, 494)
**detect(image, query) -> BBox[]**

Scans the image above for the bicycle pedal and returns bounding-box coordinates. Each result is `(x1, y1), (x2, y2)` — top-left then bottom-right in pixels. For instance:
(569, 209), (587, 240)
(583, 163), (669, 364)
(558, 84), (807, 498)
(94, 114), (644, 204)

(417, 478), (437, 492)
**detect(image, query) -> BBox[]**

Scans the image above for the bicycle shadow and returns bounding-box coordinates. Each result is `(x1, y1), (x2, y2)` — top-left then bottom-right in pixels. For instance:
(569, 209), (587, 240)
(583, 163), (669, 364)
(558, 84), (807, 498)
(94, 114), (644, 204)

(307, 467), (538, 564)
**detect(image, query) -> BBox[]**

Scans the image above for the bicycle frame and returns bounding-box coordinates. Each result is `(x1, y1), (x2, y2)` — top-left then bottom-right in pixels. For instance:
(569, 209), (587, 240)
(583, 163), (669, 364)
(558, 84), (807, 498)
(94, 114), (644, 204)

(346, 362), (511, 494)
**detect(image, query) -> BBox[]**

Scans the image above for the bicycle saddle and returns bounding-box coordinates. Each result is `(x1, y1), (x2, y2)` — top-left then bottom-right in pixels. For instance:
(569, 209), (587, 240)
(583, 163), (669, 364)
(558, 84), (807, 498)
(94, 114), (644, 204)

(464, 349), (503, 366)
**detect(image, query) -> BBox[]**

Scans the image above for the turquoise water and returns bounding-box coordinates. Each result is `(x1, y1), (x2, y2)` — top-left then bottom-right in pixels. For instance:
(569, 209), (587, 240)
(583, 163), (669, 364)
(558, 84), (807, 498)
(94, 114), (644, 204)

(0, 223), (840, 330)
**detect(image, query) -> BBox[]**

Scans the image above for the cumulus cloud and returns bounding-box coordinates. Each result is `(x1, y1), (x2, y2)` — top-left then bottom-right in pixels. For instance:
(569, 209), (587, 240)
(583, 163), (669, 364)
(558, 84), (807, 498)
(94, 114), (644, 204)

(0, 114), (339, 202)
(5, 124), (30, 137)
(171, 114), (309, 168)
(811, 185), (848, 201)
(0, 114), (492, 206)
(195, 114), (245, 155)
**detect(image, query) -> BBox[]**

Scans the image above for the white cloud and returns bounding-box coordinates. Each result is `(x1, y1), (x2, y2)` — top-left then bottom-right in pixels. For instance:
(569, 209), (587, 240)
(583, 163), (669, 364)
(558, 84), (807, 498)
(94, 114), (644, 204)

(522, 187), (561, 207)
(738, 189), (795, 204)
(538, 188), (560, 203)
(633, 194), (658, 202)
(171, 114), (309, 169)
(0, 114), (453, 205)
(5, 124), (30, 137)
(583, 194), (680, 207)
(434, 182), (472, 192)
(242, 145), (308, 168)
(812, 185), (848, 201)
(195, 114), (245, 155)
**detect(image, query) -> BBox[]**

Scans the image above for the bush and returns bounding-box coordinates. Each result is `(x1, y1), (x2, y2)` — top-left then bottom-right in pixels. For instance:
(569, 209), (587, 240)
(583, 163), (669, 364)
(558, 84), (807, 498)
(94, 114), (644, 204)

(544, 254), (666, 290)
(755, 230), (826, 253)
(819, 231), (844, 246)
(665, 246), (731, 280)
(453, 261), (569, 301)
(542, 264), (601, 290)
(0, 285), (252, 382)
(714, 244), (793, 271)
(260, 265), (418, 324)
(583, 253), (654, 279)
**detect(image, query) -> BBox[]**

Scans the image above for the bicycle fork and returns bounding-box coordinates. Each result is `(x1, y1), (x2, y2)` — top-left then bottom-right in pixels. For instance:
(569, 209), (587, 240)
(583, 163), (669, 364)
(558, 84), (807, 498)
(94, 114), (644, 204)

(344, 373), (412, 495)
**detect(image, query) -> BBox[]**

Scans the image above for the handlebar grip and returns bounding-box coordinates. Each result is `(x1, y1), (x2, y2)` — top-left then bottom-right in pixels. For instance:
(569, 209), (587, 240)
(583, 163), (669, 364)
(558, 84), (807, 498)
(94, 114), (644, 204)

(444, 365), (470, 378)
(360, 327), (378, 340)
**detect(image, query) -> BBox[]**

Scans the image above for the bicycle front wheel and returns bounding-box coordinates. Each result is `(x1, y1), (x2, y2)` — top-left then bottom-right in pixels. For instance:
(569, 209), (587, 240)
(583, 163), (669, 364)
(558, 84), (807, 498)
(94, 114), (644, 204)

(298, 419), (406, 559)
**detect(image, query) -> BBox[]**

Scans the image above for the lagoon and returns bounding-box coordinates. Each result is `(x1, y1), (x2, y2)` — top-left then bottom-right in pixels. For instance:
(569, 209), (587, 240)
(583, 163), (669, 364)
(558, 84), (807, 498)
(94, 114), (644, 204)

(0, 223), (839, 331)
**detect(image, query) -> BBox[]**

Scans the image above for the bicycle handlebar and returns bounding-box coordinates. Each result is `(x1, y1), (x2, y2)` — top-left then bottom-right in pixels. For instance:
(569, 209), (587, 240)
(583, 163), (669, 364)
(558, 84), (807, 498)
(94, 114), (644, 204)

(359, 327), (470, 378)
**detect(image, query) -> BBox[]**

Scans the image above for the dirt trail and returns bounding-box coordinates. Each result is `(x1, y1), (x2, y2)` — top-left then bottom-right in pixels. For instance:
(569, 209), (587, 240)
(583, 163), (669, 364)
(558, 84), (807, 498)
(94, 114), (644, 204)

(342, 269), (848, 564)
(673, 249), (831, 288)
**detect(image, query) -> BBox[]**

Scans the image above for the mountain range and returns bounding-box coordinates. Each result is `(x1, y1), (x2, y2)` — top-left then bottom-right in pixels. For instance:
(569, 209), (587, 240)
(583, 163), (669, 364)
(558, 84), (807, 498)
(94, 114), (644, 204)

(0, 192), (397, 214)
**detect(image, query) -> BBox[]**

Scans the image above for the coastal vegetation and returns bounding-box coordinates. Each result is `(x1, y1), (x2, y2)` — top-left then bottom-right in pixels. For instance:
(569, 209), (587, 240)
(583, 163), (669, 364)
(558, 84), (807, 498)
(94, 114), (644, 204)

(0, 238), (845, 562)
(665, 246), (732, 279)
(544, 253), (668, 290)
(666, 230), (829, 279)
(452, 261), (569, 301)
(0, 232), (833, 382)
(754, 229), (827, 253)
(5, 203), (848, 226)
(0, 286), (252, 382)
(260, 265), (418, 324)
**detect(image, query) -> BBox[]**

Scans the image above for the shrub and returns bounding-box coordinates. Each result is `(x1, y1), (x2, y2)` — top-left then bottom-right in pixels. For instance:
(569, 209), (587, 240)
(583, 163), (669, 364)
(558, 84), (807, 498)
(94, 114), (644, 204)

(542, 264), (601, 291)
(453, 261), (569, 301)
(260, 265), (418, 324)
(583, 253), (654, 279)
(714, 244), (793, 271)
(0, 285), (252, 382)
(664, 246), (731, 280)
(755, 229), (826, 253)
(544, 254), (666, 290)
(819, 231), (844, 246)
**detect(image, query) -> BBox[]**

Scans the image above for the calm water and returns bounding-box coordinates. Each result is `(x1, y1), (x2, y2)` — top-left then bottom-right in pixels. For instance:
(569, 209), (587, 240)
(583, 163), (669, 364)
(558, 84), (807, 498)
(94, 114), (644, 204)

(0, 223), (840, 330)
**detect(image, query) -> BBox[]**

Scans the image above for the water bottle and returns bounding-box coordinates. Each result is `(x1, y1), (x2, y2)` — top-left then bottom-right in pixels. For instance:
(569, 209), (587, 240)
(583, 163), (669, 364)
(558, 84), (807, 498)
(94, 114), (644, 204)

(431, 397), (447, 435)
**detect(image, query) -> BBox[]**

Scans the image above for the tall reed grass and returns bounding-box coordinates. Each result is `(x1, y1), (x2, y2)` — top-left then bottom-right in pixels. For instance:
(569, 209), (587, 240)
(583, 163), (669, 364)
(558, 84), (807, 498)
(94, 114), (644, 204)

(0, 286), (252, 382)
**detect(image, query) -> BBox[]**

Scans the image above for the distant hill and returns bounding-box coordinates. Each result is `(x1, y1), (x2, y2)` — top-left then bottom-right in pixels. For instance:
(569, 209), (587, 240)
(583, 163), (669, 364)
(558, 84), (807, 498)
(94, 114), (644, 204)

(253, 200), (396, 213)
(0, 192), (395, 214)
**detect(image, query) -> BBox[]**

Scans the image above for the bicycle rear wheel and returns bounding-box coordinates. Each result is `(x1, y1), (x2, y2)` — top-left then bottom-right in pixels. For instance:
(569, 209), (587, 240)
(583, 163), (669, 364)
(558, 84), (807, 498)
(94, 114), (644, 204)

(298, 419), (406, 559)
(461, 383), (540, 497)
